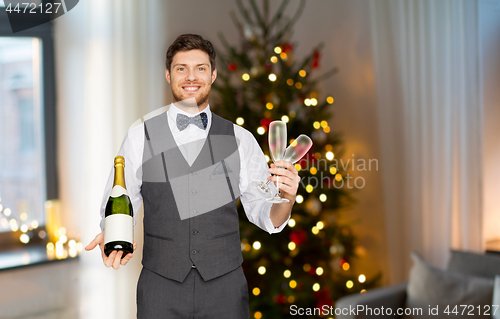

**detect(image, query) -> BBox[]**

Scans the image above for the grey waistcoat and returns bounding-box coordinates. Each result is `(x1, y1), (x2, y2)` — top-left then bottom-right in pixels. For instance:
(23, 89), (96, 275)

(140, 112), (242, 283)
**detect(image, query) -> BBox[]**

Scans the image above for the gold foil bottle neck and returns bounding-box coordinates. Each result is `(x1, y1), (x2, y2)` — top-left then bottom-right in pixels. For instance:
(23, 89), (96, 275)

(114, 156), (125, 167)
(113, 156), (126, 189)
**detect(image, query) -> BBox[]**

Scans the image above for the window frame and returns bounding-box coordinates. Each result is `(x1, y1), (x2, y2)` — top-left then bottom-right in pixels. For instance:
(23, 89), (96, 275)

(0, 8), (58, 248)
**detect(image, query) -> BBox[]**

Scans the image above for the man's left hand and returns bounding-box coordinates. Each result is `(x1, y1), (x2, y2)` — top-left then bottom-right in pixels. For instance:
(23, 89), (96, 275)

(268, 160), (301, 202)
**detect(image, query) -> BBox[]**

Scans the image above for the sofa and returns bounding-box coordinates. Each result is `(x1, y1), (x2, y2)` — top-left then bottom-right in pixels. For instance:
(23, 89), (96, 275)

(335, 250), (500, 319)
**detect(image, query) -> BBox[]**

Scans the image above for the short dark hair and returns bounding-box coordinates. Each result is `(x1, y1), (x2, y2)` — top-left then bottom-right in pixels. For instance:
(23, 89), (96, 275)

(165, 34), (216, 73)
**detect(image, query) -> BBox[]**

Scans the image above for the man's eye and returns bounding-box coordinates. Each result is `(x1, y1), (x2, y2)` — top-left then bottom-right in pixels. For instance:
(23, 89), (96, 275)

(198, 68), (205, 71)
(178, 68), (185, 71)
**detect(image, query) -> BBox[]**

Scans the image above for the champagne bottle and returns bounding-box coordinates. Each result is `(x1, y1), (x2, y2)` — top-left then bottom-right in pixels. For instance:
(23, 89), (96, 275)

(104, 156), (134, 258)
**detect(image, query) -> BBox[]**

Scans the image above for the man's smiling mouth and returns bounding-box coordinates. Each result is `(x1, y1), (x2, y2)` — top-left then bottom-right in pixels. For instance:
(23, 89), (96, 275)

(182, 86), (201, 92)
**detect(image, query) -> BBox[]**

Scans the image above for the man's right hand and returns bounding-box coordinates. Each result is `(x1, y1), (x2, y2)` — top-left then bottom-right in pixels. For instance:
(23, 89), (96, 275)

(85, 231), (137, 270)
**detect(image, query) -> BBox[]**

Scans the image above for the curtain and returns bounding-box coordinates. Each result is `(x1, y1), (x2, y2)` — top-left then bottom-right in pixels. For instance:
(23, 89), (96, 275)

(55, 1), (167, 318)
(370, 0), (483, 283)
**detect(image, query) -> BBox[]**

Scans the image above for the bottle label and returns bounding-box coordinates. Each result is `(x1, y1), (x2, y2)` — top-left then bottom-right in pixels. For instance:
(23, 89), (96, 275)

(110, 185), (129, 198)
(104, 214), (133, 244)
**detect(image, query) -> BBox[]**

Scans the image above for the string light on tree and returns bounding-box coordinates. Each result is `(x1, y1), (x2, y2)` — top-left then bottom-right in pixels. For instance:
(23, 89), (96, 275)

(346, 280), (354, 289)
(295, 195), (304, 203)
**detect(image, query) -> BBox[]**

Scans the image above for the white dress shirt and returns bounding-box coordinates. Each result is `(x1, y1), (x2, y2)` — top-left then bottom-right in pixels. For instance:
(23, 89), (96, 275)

(99, 103), (290, 234)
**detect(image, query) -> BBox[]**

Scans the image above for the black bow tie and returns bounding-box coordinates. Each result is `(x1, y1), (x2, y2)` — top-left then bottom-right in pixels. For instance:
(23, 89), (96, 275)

(176, 112), (208, 131)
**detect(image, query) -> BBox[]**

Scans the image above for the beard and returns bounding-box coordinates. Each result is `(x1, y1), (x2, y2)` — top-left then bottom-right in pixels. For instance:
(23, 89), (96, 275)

(172, 86), (211, 108)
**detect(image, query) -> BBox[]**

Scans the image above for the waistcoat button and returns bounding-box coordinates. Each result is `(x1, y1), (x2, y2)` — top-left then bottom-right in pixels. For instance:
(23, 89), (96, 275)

(191, 229), (198, 234)
(191, 250), (197, 255)
(191, 210), (196, 214)
(191, 190), (196, 195)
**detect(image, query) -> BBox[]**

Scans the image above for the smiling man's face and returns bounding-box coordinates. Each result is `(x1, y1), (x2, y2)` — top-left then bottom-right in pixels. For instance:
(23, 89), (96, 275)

(166, 49), (217, 112)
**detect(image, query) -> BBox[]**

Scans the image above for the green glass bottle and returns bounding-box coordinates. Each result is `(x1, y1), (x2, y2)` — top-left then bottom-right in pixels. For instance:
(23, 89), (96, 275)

(104, 156), (134, 258)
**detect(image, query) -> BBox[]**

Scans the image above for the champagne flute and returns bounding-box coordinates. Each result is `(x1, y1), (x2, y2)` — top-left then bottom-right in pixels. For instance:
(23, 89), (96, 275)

(266, 134), (313, 203)
(283, 135), (313, 164)
(252, 121), (287, 197)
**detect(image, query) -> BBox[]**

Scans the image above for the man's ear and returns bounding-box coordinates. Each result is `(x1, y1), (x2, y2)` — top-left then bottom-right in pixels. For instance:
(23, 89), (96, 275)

(211, 68), (217, 84)
(165, 69), (171, 84)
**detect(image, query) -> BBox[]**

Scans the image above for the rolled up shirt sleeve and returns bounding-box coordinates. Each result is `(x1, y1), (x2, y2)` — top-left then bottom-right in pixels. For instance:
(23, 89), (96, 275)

(235, 125), (290, 234)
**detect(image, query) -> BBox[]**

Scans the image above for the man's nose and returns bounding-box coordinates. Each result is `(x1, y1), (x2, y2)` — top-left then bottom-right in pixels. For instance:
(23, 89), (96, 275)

(186, 69), (198, 81)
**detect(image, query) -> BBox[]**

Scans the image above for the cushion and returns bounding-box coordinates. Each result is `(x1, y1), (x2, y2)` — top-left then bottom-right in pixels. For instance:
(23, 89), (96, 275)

(493, 276), (500, 319)
(403, 251), (494, 319)
(448, 250), (500, 279)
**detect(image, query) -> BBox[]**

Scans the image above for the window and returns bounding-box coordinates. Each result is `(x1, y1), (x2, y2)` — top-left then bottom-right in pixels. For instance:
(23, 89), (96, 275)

(0, 7), (57, 249)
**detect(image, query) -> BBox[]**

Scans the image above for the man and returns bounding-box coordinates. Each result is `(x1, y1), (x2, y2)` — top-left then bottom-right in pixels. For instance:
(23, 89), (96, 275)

(85, 34), (300, 318)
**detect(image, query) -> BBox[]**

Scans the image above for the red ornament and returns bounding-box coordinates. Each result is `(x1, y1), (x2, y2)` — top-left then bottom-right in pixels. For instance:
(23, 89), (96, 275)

(228, 63), (238, 72)
(314, 287), (333, 309)
(274, 294), (287, 305)
(290, 230), (307, 245)
(282, 42), (294, 53)
(264, 62), (272, 71)
(309, 267), (316, 275)
(312, 51), (321, 69)
(260, 118), (272, 128)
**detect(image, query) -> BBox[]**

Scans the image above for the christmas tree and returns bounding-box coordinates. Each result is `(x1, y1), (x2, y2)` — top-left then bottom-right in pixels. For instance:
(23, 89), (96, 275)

(212, 0), (380, 317)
